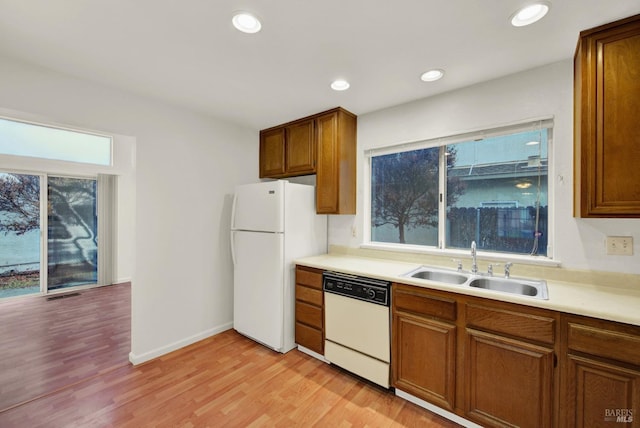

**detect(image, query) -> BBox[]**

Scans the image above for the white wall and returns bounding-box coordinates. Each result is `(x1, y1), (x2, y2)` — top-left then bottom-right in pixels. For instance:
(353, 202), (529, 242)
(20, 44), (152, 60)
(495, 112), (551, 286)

(330, 60), (640, 275)
(0, 55), (258, 363)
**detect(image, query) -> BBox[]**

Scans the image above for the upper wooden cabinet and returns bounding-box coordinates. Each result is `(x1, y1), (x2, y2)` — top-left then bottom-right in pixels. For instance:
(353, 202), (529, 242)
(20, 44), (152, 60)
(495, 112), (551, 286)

(315, 109), (357, 214)
(259, 107), (357, 214)
(286, 120), (316, 175)
(574, 14), (640, 217)
(259, 127), (286, 177)
(260, 119), (315, 178)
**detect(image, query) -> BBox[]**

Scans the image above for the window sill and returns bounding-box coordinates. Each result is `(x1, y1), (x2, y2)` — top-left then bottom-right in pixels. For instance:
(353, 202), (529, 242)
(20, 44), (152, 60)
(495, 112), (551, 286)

(359, 242), (562, 268)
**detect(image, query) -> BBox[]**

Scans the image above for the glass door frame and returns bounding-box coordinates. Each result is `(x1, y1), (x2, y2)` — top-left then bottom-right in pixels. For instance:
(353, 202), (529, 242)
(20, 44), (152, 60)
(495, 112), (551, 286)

(39, 173), (47, 294)
(44, 173), (100, 294)
(0, 170), (102, 299)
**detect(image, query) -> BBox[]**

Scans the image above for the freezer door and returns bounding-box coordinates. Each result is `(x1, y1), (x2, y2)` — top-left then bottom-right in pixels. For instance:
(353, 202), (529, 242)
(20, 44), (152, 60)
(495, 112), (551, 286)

(232, 181), (285, 233)
(231, 230), (285, 351)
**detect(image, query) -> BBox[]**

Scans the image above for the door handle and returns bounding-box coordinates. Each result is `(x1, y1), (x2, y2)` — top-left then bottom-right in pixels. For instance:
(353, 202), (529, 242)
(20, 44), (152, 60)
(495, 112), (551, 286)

(230, 231), (237, 266)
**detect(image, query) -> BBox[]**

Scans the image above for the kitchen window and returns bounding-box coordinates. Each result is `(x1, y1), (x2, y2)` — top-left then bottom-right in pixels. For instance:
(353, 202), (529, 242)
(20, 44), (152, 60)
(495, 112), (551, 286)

(368, 119), (551, 257)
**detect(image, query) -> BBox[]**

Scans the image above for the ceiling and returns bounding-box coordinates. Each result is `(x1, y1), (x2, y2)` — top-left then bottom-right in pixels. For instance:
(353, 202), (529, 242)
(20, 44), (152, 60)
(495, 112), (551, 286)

(0, 1), (638, 130)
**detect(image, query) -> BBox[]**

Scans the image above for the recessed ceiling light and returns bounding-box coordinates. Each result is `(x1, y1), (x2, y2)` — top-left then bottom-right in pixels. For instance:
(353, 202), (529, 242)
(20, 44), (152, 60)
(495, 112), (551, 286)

(232, 12), (262, 34)
(510, 2), (550, 27)
(331, 80), (350, 91)
(526, 141), (540, 146)
(420, 69), (444, 82)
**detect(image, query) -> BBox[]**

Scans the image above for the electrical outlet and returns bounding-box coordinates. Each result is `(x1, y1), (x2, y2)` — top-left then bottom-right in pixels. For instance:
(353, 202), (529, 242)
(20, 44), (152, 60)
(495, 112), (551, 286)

(606, 236), (634, 256)
(351, 225), (357, 238)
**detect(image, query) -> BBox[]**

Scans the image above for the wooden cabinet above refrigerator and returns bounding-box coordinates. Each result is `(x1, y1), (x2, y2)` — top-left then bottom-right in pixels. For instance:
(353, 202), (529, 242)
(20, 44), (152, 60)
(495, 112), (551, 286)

(259, 107), (357, 214)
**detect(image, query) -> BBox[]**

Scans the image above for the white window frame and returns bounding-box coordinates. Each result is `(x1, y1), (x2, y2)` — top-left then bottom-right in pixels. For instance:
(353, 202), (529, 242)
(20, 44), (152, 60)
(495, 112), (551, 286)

(0, 115), (113, 166)
(364, 117), (557, 265)
(0, 108), (135, 177)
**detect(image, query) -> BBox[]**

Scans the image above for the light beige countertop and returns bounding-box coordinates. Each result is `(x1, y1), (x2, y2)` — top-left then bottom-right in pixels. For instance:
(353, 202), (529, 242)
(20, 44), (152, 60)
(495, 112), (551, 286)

(295, 251), (640, 327)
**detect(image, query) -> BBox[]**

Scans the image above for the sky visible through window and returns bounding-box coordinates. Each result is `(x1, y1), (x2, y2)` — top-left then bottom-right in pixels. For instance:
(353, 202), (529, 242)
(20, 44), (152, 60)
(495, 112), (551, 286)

(0, 117), (111, 165)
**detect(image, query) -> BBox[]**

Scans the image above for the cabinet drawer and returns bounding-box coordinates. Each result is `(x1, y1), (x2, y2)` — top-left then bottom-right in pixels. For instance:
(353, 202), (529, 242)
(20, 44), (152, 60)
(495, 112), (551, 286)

(466, 304), (555, 345)
(296, 301), (322, 329)
(567, 322), (640, 366)
(296, 284), (322, 306)
(393, 286), (456, 322)
(295, 322), (323, 354)
(296, 266), (323, 290)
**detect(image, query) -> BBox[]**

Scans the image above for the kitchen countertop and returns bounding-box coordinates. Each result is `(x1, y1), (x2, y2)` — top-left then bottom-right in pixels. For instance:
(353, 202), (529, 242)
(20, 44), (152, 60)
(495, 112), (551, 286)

(295, 253), (640, 327)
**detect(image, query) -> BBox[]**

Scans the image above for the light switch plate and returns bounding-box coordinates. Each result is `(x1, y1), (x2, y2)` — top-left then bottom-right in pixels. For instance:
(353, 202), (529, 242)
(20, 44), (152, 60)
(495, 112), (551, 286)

(606, 236), (634, 256)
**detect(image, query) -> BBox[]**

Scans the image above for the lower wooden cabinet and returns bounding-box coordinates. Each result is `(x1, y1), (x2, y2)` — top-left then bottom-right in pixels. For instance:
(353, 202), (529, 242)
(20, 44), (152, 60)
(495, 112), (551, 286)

(391, 285), (640, 428)
(465, 329), (555, 428)
(392, 282), (559, 427)
(564, 355), (640, 427)
(294, 266), (324, 354)
(560, 315), (640, 427)
(464, 302), (557, 427)
(392, 284), (457, 410)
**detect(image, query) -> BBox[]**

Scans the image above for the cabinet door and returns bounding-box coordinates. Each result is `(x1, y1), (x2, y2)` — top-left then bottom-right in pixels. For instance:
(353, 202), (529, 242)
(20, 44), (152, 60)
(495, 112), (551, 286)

(565, 354), (640, 427)
(286, 119), (315, 174)
(259, 128), (286, 178)
(393, 314), (456, 411)
(315, 112), (340, 213)
(315, 110), (357, 214)
(574, 16), (640, 217)
(465, 329), (555, 428)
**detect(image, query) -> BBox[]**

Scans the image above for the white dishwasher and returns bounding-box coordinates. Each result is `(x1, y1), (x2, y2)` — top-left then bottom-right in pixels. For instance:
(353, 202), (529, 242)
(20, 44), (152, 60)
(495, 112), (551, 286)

(323, 271), (391, 388)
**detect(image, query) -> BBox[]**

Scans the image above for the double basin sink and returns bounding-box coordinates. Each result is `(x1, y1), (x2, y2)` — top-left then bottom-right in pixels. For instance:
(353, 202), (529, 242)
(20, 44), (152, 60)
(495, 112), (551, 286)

(402, 266), (548, 300)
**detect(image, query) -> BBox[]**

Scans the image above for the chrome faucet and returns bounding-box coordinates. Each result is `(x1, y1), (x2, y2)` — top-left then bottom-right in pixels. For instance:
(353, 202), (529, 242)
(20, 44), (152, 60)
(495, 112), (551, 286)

(470, 240), (478, 274)
(504, 262), (513, 278)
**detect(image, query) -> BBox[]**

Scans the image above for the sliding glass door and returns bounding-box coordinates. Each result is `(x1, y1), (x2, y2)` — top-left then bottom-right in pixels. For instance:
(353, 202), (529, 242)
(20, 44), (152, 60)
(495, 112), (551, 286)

(0, 172), (100, 298)
(0, 172), (41, 297)
(47, 177), (97, 290)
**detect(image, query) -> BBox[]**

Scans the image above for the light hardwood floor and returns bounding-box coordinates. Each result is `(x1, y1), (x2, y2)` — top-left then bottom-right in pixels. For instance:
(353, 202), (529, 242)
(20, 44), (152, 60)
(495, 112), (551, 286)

(0, 284), (459, 427)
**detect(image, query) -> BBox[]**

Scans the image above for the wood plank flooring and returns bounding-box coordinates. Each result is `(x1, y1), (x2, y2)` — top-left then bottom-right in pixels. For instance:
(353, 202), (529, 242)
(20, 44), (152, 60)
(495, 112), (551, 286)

(0, 283), (131, 412)
(0, 284), (460, 427)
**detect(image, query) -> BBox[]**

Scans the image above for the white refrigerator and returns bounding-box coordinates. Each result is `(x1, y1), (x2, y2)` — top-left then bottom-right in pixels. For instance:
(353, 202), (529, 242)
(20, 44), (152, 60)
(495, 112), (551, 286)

(230, 180), (327, 353)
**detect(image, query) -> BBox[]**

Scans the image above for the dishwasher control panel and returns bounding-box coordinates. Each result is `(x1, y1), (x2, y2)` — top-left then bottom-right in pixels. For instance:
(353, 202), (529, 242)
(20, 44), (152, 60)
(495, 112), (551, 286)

(322, 271), (390, 306)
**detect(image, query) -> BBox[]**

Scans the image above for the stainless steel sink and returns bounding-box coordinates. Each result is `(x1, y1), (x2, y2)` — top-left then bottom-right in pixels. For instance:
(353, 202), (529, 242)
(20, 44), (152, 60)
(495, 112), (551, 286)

(403, 265), (549, 300)
(402, 266), (468, 285)
(468, 277), (548, 300)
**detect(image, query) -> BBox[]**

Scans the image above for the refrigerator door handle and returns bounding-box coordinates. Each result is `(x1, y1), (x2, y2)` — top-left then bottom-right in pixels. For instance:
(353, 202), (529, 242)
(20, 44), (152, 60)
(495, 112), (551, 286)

(230, 231), (237, 266)
(230, 193), (238, 230)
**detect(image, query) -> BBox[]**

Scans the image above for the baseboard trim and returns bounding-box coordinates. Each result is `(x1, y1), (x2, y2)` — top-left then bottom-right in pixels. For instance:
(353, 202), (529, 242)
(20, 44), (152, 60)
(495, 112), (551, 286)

(296, 345), (330, 363)
(395, 389), (482, 428)
(129, 322), (233, 365)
